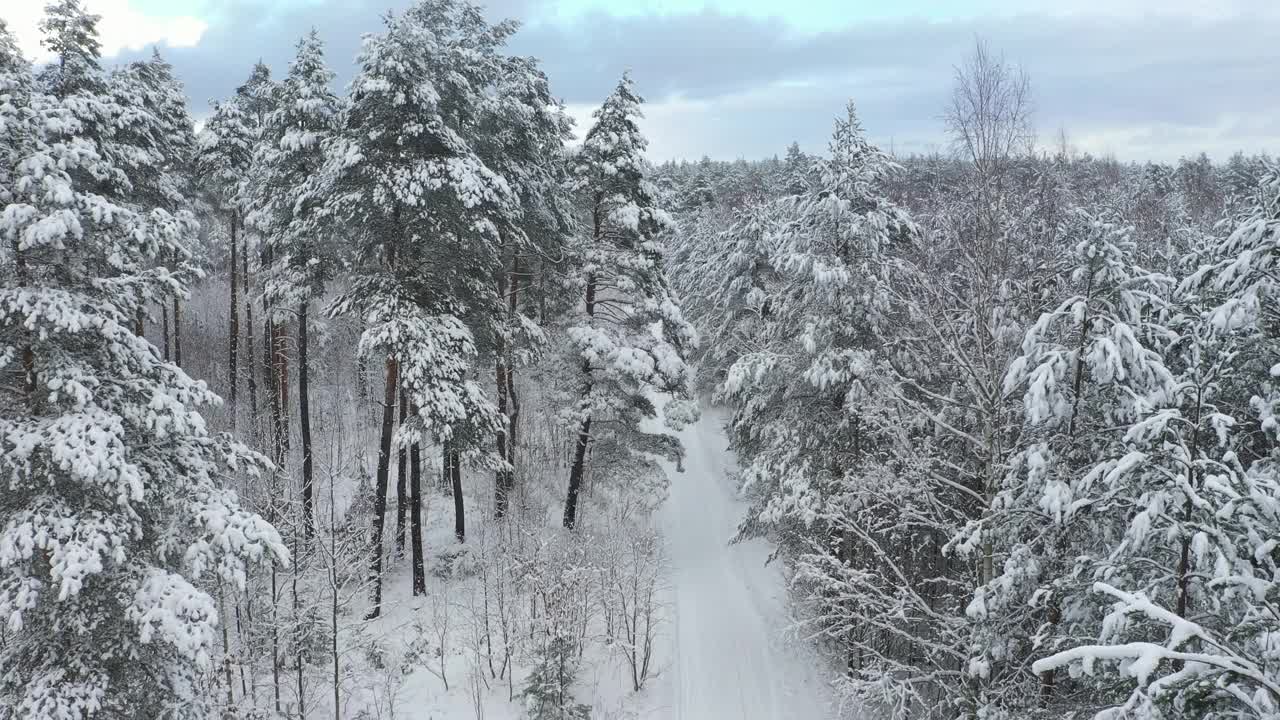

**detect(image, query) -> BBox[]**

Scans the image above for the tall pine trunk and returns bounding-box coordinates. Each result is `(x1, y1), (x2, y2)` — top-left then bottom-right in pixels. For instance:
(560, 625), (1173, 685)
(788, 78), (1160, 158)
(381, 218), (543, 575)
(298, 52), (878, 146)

(448, 446), (464, 542)
(173, 294), (182, 367)
(563, 203), (603, 530)
(563, 244), (599, 530)
(495, 350), (510, 517)
(271, 317), (289, 465)
(162, 304), (171, 361)
(172, 246), (182, 368)
(299, 301), (315, 542)
(367, 357), (399, 619)
(495, 256), (521, 519)
(410, 435), (426, 596)
(228, 212), (240, 434)
(563, 415), (591, 530)
(243, 230), (259, 440)
(264, 296), (277, 458)
(396, 390), (408, 554)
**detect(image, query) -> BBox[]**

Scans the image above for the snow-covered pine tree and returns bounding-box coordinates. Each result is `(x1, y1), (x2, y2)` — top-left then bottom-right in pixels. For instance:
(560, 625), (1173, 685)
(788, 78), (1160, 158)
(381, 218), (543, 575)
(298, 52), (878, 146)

(247, 30), (341, 538)
(234, 62), (277, 445)
(982, 210), (1174, 714)
(1031, 163), (1280, 720)
(0, 24), (286, 717)
(108, 49), (200, 364)
(561, 73), (698, 530)
(671, 196), (784, 395)
(195, 98), (254, 433)
(718, 102), (919, 697)
(471, 53), (576, 520)
(322, 0), (511, 614)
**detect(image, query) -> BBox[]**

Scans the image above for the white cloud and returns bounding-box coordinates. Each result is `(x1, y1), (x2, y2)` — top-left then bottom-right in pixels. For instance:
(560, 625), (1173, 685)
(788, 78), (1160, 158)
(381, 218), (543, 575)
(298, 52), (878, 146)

(2, 0), (207, 62)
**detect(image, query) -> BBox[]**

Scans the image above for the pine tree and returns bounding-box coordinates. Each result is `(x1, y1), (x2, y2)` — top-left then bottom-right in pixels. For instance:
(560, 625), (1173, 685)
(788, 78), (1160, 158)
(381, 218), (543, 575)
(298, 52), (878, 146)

(562, 73), (698, 530)
(108, 49), (200, 365)
(989, 210), (1174, 712)
(247, 30), (341, 540)
(321, 0), (512, 614)
(1032, 168), (1280, 720)
(0, 24), (286, 716)
(717, 103), (921, 693)
(195, 99), (254, 434)
(473, 53), (575, 520)
(234, 62), (277, 443)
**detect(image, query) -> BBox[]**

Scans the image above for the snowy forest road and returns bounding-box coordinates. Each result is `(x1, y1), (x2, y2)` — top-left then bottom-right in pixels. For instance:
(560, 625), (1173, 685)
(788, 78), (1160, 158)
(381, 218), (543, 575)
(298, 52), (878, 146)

(657, 407), (836, 719)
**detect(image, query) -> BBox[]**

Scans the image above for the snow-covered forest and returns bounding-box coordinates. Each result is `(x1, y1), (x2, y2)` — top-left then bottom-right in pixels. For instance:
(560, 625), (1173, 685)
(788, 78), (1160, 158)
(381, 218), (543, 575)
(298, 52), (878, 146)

(2, 0), (1280, 718)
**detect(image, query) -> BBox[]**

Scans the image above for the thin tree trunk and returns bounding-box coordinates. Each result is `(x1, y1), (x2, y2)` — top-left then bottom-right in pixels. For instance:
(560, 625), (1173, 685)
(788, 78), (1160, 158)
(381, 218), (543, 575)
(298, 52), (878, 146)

(271, 568), (281, 714)
(218, 582), (235, 707)
(264, 300), (277, 460)
(411, 434), (426, 596)
(495, 256), (522, 519)
(451, 448), (465, 543)
(292, 531), (306, 720)
(173, 295), (182, 367)
(1176, 386), (1204, 620)
(162, 304), (171, 361)
(563, 252), (598, 529)
(367, 357), (399, 619)
(396, 389), (408, 554)
(495, 349), (510, 517)
(328, 439), (341, 718)
(229, 212), (240, 434)
(271, 316), (289, 466)
(564, 201), (603, 530)
(243, 229), (259, 436)
(299, 301), (315, 542)
(172, 246), (182, 367)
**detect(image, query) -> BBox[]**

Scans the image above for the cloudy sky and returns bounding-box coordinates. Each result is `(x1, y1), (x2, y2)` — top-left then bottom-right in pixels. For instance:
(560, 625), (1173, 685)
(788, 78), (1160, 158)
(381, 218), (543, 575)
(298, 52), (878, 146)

(4, 0), (1278, 161)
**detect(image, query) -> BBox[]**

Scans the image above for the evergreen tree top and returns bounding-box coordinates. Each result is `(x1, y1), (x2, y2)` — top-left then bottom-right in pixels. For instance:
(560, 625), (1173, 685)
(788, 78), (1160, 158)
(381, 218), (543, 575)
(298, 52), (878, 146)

(38, 0), (104, 97)
(0, 20), (25, 75)
(579, 73), (647, 179)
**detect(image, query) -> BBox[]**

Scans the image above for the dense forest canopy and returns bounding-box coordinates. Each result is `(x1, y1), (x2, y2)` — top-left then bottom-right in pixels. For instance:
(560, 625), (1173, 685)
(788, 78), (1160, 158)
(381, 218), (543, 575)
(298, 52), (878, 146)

(1, 1), (1278, 719)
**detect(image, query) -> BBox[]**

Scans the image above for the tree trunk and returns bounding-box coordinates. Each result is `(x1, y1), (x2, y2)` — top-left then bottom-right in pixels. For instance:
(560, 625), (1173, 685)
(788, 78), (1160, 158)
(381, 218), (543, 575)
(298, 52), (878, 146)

(367, 357), (399, 619)
(243, 229), (259, 439)
(563, 255), (598, 530)
(162, 304), (171, 361)
(272, 317), (290, 466)
(495, 348), (510, 518)
(229, 212), (240, 434)
(172, 246), (182, 367)
(495, 257), (522, 519)
(396, 389), (408, 554)
(563, 415), (592, 530)
(264, 302), (277, 460)
(173, 295), (182, 367)
(410, 435), (426, 596)
(299, 301), (315, 542)
(291, 531), (306, 720)
(451, 447), (465, 543)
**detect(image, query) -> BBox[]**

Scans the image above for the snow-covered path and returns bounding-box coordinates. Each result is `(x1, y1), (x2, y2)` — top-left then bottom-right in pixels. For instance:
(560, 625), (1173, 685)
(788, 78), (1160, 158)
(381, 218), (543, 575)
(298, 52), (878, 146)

(656, 408), (835, 719)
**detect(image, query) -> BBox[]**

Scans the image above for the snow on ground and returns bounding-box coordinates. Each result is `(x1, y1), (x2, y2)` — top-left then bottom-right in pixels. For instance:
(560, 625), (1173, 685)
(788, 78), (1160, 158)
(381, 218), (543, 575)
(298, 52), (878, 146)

(655, 407), (836, 720)
(349, 404), (835, 719)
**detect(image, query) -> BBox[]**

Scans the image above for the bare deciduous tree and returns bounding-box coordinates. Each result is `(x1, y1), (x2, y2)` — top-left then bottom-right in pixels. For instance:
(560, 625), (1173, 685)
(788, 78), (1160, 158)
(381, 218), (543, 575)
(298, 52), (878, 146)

(945, 37), (1034, 185)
